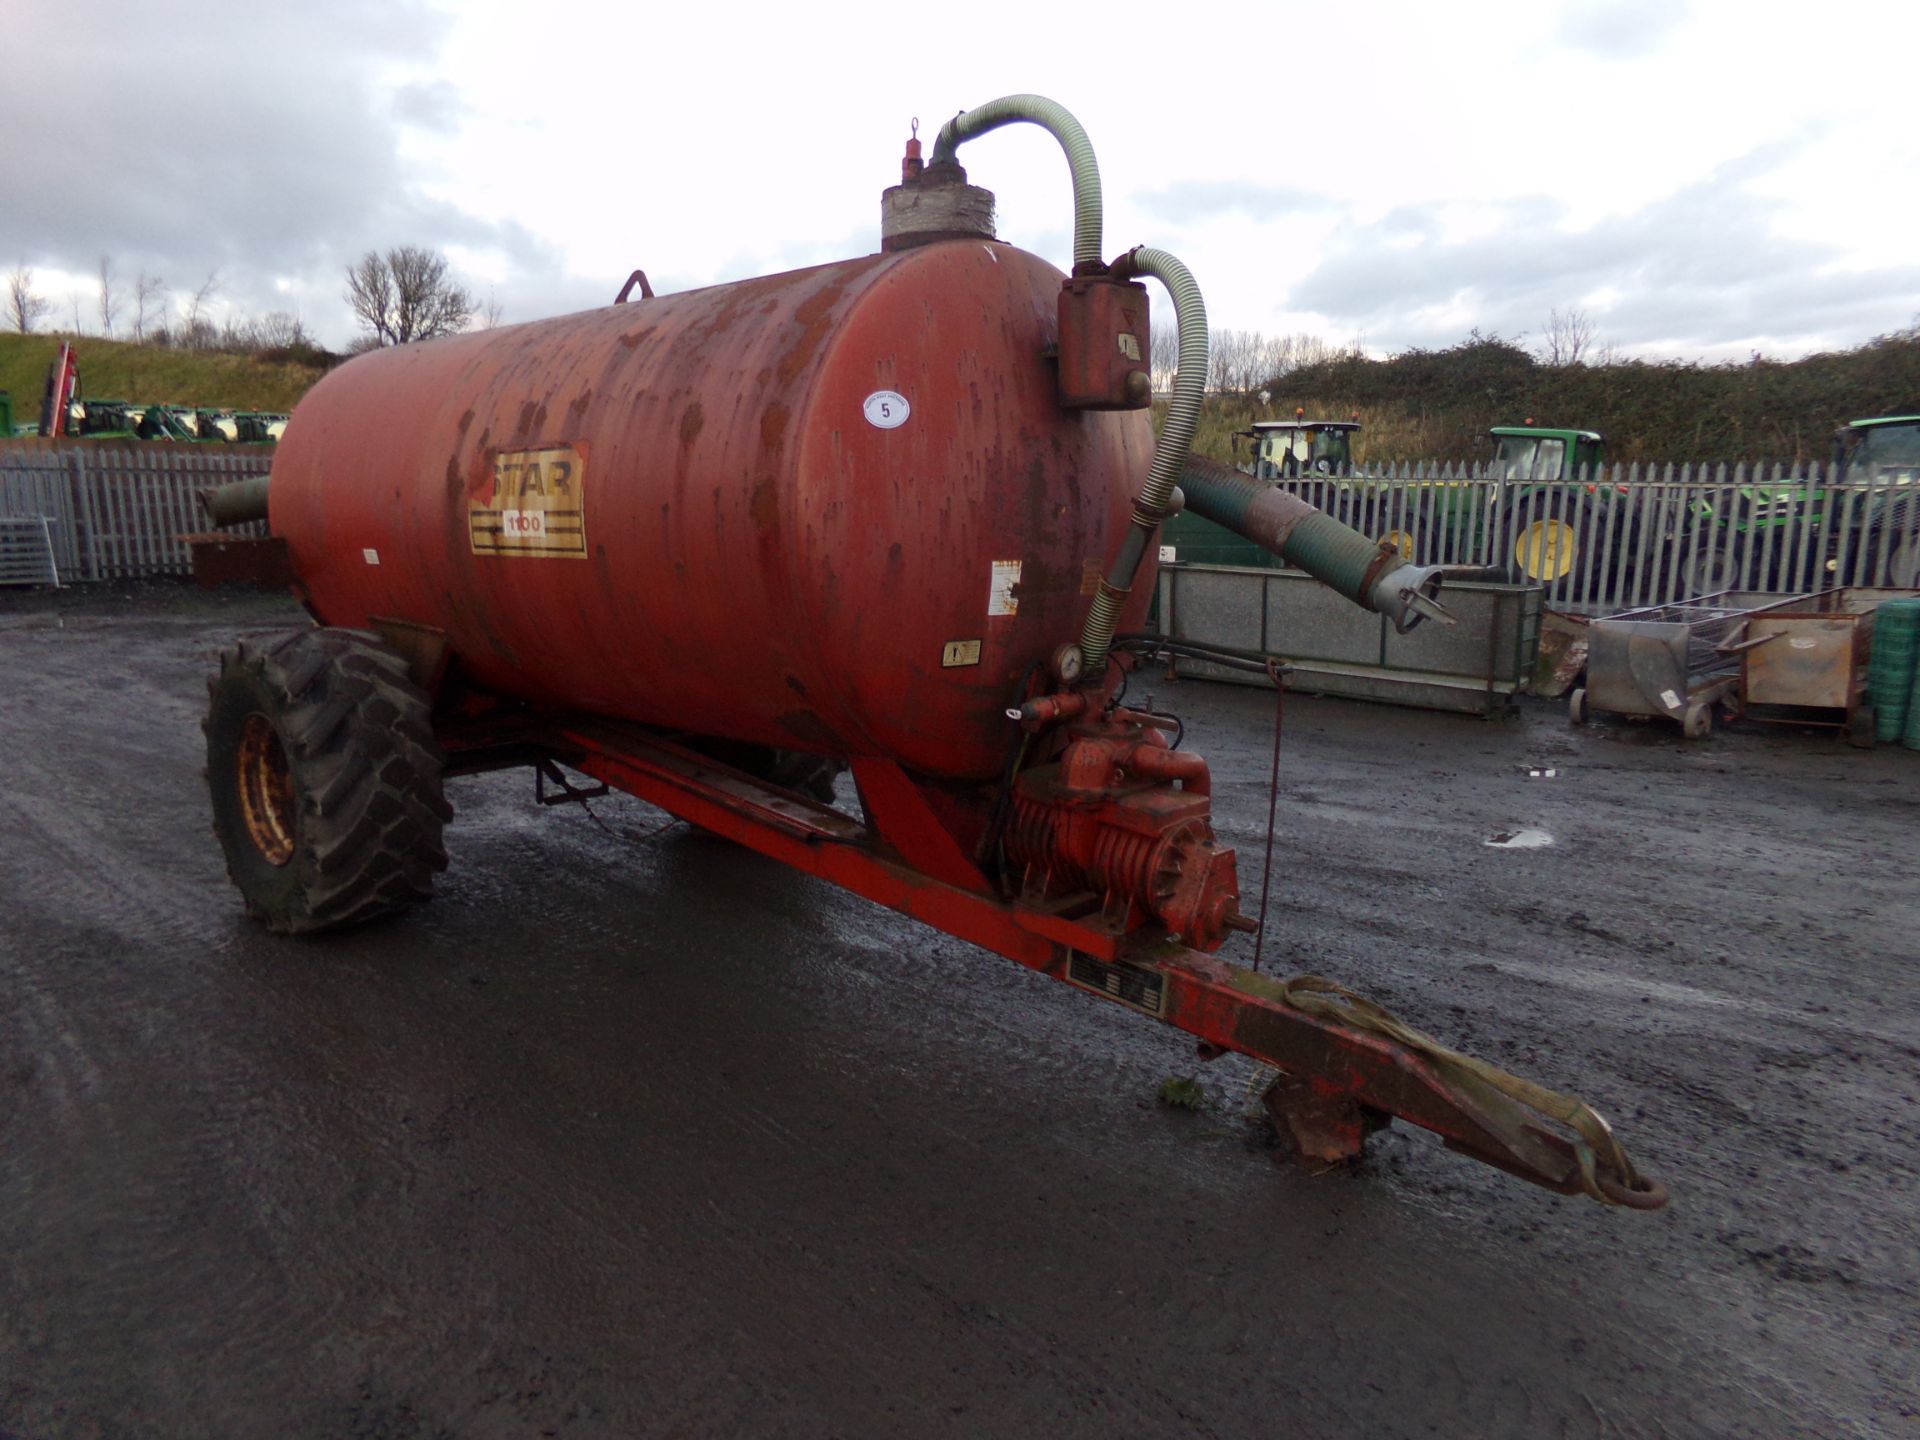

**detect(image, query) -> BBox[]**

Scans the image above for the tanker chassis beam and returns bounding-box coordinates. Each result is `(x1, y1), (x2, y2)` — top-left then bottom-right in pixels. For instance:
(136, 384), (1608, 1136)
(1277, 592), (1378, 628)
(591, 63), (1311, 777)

(448, 713), (1665, 1209)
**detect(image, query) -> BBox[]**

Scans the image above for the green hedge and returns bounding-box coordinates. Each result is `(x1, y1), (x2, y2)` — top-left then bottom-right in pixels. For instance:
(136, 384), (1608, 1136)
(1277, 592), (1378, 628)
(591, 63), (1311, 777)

(1270, 327), (1920, 464)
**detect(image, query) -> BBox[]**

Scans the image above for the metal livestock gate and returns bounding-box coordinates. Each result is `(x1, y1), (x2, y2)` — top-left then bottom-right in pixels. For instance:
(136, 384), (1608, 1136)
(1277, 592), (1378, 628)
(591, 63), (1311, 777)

(0, 439), (272, 585)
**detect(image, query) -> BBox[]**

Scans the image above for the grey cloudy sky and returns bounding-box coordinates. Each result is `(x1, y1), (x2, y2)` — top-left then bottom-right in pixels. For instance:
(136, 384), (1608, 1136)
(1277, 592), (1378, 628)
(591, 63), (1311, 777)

(5, 0), (1916, 362)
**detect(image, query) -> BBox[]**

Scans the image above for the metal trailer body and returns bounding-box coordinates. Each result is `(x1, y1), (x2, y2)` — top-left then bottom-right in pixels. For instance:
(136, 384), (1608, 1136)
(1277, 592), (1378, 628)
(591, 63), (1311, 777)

(1155, 563), (1543, 716)
(1733, 586), (1920, 743)
(1574, 591), (1816, 737)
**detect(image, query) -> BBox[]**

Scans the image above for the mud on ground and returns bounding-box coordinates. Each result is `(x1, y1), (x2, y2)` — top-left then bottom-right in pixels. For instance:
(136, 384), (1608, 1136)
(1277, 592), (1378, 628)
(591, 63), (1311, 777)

(1, 584), (1915, 1438)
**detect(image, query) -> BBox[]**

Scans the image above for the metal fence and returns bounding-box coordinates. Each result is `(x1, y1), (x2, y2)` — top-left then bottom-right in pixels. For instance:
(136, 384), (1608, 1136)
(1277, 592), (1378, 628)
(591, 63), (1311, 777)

(0, 439), (271, 584)
(4, 439), (1917, 615)
(1272, 461), (1920, 615)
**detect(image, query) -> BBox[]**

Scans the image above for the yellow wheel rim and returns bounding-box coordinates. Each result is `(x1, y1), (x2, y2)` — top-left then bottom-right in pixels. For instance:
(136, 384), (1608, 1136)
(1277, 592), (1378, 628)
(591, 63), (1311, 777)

(1514, 518), (1576, 580)
(236, 712), (297, 866)
(1379, 529), (1415, 561)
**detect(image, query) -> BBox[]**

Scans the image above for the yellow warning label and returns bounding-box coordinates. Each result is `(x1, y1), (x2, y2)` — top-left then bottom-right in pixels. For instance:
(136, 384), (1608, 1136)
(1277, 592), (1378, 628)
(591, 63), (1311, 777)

(469, 444), (587, 557)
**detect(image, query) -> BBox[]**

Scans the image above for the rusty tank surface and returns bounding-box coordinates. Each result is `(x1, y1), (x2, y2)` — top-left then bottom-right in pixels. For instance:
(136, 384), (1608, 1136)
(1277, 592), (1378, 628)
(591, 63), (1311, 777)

(271, 242), (1152, 782)
(196, 96), (1665, 1213)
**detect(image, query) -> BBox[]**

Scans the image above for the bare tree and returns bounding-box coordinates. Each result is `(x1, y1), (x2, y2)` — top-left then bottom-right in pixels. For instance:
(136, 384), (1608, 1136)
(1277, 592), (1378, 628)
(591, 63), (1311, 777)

(346, 245), (474, 345)
(184, 270), (221, 327)
(1149, 311), (1180, 394)
(1541, 306), (1596, 366)
(7, 265), (54, 333)
(97, 254), (122, 337)
(133, 271), (167, 341)
(1209, 329), (1264, 395)
(477, 290), (505, 330)
(253, 311), (312, 349)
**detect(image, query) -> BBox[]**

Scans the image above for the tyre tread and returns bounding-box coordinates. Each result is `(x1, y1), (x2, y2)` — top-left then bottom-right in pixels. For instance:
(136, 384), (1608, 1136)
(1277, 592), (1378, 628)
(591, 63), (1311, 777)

(205, 627), (450, 934)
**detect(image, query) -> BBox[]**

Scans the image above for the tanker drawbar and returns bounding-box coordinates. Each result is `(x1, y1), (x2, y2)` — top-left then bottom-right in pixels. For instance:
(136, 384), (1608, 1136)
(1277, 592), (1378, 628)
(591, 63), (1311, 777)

(197, 98), (1665, 1212)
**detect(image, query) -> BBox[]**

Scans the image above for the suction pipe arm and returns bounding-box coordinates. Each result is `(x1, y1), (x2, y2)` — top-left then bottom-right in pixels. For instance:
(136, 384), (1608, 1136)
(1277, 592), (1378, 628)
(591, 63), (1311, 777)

(1175, 455), (1454, 632)
(933, 95), (1103, 270)
(1077, 245), (1208, 680)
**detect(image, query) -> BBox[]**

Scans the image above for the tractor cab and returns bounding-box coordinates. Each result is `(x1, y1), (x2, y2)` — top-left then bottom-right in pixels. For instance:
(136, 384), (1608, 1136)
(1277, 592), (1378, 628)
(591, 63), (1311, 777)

(1488, 424), (1605, 481)
(1833, 415), (1920, 482)
(1243, 418), (1359, 479)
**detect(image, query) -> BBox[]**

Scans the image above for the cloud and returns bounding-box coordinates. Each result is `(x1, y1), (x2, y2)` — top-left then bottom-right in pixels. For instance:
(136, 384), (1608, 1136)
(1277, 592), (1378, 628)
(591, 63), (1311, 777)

(1137, 180), (1335, 225)
(391, 81), (467, 133)
(1285, 144), (1920, 355)
(0, 0), (549, 344)
(1557, 0), (1692, 59)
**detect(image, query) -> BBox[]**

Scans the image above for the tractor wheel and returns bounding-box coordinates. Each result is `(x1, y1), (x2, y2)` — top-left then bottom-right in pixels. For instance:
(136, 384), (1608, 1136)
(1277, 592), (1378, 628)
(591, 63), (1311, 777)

(204, 628), (451, 934)
(1863, 501), (1920, 587)
(1508, 494), (1589, 585)
(1374, 494), (1426, 562)
(1679, 539), (1741, 599)
(1888, 533), (1920, 589)
(1568, 687), (1588, 725)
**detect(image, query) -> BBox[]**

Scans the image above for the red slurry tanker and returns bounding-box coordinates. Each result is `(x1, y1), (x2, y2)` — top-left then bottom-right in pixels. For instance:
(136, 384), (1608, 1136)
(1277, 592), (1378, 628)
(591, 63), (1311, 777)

(198, 97), (1663, 1210)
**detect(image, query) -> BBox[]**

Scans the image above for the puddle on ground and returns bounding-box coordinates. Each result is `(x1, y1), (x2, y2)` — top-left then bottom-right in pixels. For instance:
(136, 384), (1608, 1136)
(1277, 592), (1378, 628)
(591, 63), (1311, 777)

(1485, 828), (1554, 849)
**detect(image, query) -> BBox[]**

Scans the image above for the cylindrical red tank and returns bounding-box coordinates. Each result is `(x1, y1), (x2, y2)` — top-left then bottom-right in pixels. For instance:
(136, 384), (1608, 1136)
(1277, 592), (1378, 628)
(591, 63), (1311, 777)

(271, 241), (1154, 781)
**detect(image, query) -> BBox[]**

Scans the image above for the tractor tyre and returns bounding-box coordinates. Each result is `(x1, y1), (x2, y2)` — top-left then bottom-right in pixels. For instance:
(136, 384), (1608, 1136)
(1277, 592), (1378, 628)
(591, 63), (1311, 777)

(1508, 493), (1590, 586)
(1864, 500), (1920, 588)
(204, 628), (452, 934)
(1374, 493), (1426, 563)
(1679, 536), (1742, 599)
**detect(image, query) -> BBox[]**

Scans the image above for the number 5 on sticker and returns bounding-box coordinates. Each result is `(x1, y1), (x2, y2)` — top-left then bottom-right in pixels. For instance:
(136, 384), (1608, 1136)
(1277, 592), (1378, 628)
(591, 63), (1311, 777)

(863, 390), (909, 430)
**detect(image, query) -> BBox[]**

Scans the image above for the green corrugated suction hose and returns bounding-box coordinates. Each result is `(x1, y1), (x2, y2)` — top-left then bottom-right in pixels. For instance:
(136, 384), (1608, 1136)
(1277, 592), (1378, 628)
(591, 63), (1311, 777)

(933, 95), (1103, 271)
(1078, 247), (1208, 678)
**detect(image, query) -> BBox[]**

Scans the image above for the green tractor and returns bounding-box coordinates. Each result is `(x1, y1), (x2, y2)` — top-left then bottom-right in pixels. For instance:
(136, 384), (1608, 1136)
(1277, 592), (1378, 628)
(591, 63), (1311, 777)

(1835, 414), (1920, 483)
(1246, 415), (1360, 479)
(1674, 414), (1920, 593)
(1490, 425), (1611, 583)
(1830, 415), (1920, 587)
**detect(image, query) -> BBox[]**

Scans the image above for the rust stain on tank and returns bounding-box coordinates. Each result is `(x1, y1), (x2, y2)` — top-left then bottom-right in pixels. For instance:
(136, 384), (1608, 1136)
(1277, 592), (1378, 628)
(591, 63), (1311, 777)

(749, 477), (780, 532)
(679, 402), (705, 447)
(776, 280), (851, 386)
(758, 403), (791, 463)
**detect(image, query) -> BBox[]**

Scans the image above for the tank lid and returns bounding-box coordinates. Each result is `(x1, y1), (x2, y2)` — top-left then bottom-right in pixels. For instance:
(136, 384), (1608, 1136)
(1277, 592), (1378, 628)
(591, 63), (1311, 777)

(881, 159), (996, 253)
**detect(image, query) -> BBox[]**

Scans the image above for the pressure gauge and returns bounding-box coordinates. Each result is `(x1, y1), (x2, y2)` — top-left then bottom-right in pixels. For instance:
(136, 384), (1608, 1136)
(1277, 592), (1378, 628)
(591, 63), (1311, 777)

(1050, 643), (1086, 686)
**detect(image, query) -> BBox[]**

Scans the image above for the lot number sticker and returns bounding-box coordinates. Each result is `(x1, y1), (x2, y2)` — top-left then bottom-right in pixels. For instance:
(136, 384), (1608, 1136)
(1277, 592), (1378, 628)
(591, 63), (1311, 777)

(863, 390), (910, 429)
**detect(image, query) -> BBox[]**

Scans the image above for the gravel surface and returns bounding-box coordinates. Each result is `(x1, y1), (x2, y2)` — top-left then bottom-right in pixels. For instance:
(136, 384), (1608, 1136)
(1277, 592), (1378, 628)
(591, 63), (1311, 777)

(2, 584), (1915, 1438)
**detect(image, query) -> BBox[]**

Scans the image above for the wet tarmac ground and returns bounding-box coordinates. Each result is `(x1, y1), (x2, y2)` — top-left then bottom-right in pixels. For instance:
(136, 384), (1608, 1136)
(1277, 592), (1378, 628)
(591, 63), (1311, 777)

(2, 585), (1916, 1438)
